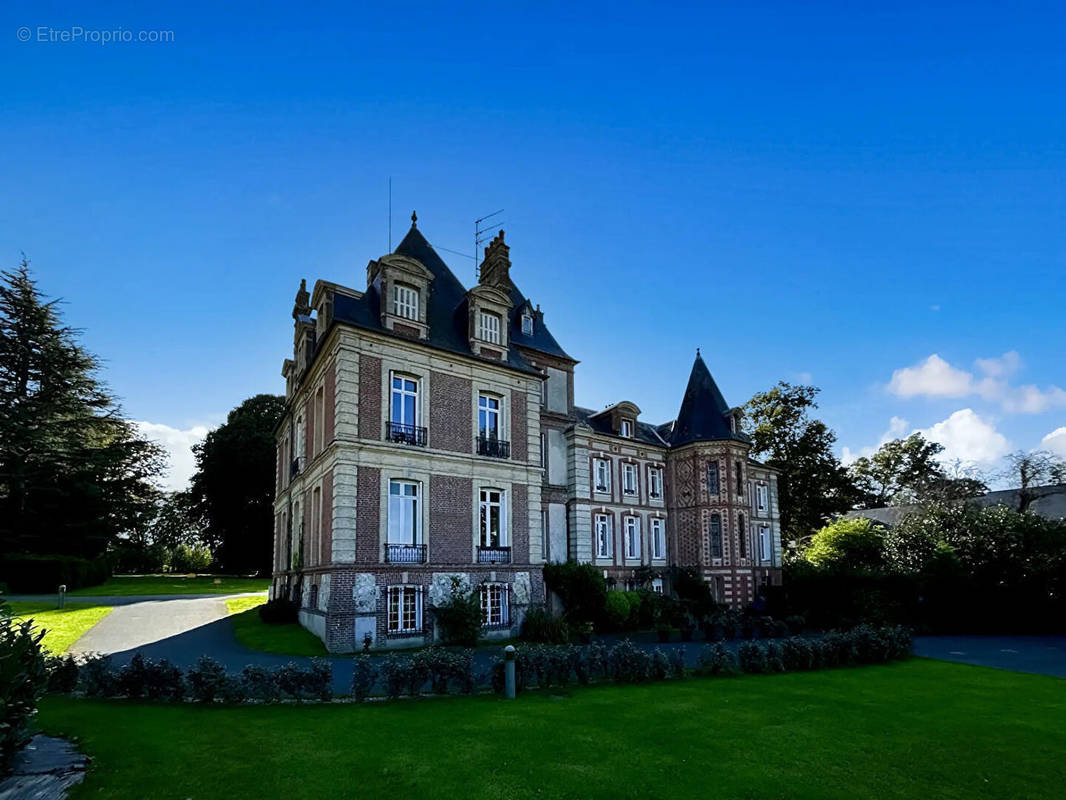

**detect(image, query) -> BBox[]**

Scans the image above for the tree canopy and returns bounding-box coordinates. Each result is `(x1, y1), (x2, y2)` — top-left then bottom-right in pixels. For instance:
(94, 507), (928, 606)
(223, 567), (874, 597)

(0, 260), (164, 559)
(189, 393), (285, 574)
(802, 517), (885, 571)
(743, 382), (857, 547)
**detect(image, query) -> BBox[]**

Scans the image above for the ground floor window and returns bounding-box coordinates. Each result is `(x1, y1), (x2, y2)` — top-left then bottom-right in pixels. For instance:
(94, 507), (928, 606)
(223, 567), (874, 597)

(651, 577), (663, 594)
(651, 518), (665, 560)
(759, 525), (771, 561)
(595, 513), (612, 558)
(624, 516), (640, 560)
(481, 583), (510, 628)
(387, 585), (422, 634)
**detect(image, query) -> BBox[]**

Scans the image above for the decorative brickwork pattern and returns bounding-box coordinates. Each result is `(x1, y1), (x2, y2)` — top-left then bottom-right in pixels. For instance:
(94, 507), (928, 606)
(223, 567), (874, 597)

(429, 371), (471, 452)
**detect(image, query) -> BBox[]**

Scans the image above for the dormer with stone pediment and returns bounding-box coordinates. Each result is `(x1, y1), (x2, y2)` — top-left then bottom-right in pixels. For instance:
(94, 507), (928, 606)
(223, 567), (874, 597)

(366, 216), (435, 341)
(589, 401), (642, 439)
(467, 230), (515, 360)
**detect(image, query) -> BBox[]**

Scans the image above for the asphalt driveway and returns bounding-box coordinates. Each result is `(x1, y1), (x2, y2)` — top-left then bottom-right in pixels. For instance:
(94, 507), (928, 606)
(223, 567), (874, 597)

(914, 635), (1066, 678)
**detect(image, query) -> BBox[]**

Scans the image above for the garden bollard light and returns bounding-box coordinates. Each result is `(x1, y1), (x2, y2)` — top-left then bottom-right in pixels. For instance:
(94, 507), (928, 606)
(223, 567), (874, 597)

(504, 645), (516, 699)
(57, 584), (66, 609)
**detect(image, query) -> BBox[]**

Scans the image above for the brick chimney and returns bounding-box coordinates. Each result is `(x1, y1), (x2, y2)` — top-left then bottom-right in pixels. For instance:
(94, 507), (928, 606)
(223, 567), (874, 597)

(478, 231), (511, 288)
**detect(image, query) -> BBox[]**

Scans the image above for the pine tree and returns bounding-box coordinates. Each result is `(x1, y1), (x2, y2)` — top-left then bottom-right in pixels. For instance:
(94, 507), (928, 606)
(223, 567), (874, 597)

(0, 259), (164, 558)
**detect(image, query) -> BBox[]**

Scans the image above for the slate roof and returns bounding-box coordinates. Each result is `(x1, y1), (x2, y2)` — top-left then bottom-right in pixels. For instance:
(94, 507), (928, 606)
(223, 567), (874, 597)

(574, 406), (670, 448)
(669, 353), (750, 446)
(845, 484), (1066, 526)
(330, 224), (570, 375)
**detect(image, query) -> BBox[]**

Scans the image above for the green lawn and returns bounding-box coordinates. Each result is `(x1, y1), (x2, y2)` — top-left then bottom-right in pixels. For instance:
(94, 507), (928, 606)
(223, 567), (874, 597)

(37, 659), (1066, 800)
(70, 574), (269, 596)
(6, 602), (112, 654)
(225, 595), (327, 656)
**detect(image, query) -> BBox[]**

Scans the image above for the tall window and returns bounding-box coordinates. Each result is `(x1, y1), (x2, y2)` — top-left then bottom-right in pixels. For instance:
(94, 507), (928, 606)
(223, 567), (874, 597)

(756, 483), (768, 513)
(479, 488), (506, 547)
(540, 432), (547, 469)
(648, 466), (663, 499)
(621, 419), (633, 438)
(387, 586), (422, 633)
(478, 311), (501, 344)
(759, 525), (771, 562)
(707, 461), (719, 495)
(314, 386), (325, 455)
(736, 460), (744, 495)
(481, 583), (510, 627)
(593, 459), (611, 493)
(651, 518), (665, 560)
(393, 284), (419, 320)
(595, 514), (612, 558)
(710, 513), (723, 558)
(387, 480), (421, 544)
(738, 513), (747, 558)
(390, 374), (418, 426)
(478, 394), (501, 439)
(521, 313), (533, 335)
(624, 517), (640, 560)
(622, 463), (637, 495)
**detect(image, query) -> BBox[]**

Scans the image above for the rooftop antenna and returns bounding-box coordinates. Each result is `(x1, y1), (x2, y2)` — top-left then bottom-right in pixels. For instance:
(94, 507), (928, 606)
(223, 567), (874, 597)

(474, 208), (505, 281)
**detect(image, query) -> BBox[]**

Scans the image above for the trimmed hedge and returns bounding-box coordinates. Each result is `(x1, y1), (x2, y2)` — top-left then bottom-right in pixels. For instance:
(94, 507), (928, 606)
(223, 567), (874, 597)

(0, 553), (111, 593)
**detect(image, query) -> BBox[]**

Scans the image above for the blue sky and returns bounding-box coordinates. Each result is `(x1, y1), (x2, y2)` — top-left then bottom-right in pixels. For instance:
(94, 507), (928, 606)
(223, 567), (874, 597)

(2, 0), (1064, 487)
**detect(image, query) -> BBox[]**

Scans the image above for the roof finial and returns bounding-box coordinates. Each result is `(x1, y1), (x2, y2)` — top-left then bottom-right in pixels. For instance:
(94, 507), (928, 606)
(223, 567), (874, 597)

(411, 210), (417, 228)
(696, 347), (701, 358)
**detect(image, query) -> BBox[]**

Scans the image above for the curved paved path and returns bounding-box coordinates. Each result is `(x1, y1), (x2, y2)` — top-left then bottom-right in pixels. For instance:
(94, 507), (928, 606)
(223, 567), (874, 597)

(914, 634), (1066, 678)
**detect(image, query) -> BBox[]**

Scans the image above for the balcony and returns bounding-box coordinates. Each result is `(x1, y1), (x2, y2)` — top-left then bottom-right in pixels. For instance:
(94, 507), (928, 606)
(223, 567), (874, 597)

(477, 545), (511, 564)
(476, 435), (511, 459)
(385, 420), (427, 447)
(384, 543), (427, 564)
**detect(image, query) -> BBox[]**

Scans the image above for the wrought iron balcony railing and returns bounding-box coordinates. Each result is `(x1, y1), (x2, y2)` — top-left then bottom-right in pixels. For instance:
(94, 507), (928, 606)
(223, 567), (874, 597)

(385, 420), (427, 446)
(289, 456), (305, 482)
(476, 435), (510, 458)
(477, 545), (512, 564)
(384, 543), (427, 564)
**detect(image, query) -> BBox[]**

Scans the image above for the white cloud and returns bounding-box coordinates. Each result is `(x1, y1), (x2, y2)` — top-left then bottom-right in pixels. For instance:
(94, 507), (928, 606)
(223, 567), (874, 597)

(844, 409), (1010, 468)
(1042, 427), (1066, 458)
(842, 416), (909, 465)
(915, 409), (1011, 466)
(887, 351), (1065, 415)
(134, 421), (211, 491)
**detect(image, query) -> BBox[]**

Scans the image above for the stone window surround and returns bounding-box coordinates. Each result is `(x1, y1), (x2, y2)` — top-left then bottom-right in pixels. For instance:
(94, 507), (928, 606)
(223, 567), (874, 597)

(379, 358), (430, 434)
(469, 481), (514, 560)
(622, 514), (641, 562)
(378, 466), (432, 563)
(592, 456), (612, 495)
(593, 510), (613, 560)
(649, 516), (666, 561)
(386, 584), (423, 634)
(471, 378), (511, 446)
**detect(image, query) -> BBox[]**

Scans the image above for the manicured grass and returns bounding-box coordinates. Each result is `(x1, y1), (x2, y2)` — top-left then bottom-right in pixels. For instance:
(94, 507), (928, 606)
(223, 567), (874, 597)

(70, 574), (269, 596)
(38, 659), (1066, 800)
(225, 595), (327, 656)
(6, 602), (112, 654)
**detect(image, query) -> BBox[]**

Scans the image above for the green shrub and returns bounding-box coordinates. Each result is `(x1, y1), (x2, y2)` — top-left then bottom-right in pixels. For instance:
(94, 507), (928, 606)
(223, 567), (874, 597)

(0, 553), (110, 593)
(45, 654), (80, 694)
(430, 577), (482, 647)
(0, 602), (49, 775)
(117, 653), (184, 700)
(380, 653), (417, 699)
(241, 665), (281, 702)
(543, 561), (608, 626)
(738, 641), (768, 673)
(79, 655), (118, 697)
(187, 656), (240, 702)
(520, 605), (571, 643)
(698, 643), (738, 676)
(668, 648), (686, 679)
(608, 639), (652, 683)
(350, 655), (377, 701)
(780, 637), (815, 671)
(169, 543), (213, 573)
(604, 591), (633, 630)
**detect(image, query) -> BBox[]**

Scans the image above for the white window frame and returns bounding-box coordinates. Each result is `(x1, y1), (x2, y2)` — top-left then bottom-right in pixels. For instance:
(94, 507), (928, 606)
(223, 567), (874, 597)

(478, 488), (507, 548)
(648, 466), (663, 499)
(387, 585), (423, 633)
(620, 419), (633, 438)
(651, 578), (663, 594)
(481, 583), (510, 627)
(478, 311), (501, 344)
(521, 313), (533, 335)
(624, 516), (640, 560)
(756, 483), (768, 514)
(759, 525), (771, 562)
(593, 458), (611, 494)
(478, 394), (501, 439)
(622, 462), (637, 496)
(387, 479), (421, 544)
(594, 513), (612, 558)
(651, 518), (665, 560)
(390, 373), (419, 427)
(393, 284), (419, 320)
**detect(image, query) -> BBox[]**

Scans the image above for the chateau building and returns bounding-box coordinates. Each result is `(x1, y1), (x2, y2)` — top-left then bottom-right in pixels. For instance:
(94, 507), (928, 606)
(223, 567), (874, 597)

(271, 214), (783, 652)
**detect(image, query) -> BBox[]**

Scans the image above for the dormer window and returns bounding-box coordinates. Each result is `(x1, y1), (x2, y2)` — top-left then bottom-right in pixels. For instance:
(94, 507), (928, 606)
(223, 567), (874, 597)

(521, 313), (533, 335)
(393, 284), (419, 320)
(478, 311), (501, 344)
(620, 419), (633, 438)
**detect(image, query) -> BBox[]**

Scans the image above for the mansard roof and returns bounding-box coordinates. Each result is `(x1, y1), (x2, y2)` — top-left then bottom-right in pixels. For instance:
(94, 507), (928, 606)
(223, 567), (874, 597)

(330, 224), (570, 374)
(668, 352), (751, 446)
(574, 406), (668, 448)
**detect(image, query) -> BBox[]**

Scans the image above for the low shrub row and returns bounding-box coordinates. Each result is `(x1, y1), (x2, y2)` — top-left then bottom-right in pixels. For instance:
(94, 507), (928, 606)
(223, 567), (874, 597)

(73, 653), (333, 703)
(494, 624), (912, 695)
(1, 606), (49, 777)
(373, 647), (476, 699)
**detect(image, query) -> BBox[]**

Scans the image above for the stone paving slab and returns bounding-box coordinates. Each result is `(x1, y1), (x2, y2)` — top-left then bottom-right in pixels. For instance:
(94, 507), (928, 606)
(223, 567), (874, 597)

(0, 736), (87, 800)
